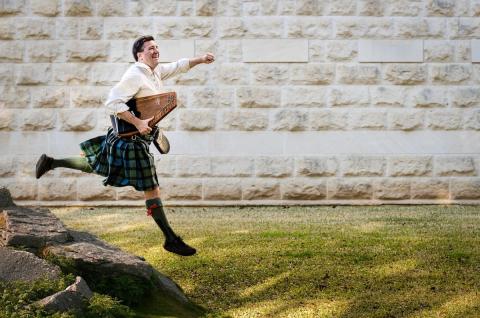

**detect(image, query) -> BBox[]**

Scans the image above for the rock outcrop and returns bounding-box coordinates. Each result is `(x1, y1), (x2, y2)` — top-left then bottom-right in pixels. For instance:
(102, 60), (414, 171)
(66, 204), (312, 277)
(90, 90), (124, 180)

(0, 187), (191, 313)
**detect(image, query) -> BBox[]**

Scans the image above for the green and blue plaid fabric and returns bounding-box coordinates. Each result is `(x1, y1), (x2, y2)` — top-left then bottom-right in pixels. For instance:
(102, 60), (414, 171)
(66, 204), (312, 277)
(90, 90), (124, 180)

(80, 128), (159, 191)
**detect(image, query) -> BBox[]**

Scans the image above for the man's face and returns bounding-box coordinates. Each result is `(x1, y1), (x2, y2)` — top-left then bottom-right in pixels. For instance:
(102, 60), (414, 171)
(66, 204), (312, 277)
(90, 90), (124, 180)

(138, 40), (160, 68)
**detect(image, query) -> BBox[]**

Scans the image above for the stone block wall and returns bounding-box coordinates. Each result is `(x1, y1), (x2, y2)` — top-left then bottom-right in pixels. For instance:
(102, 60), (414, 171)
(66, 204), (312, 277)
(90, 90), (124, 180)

(1, 0), (479, 205)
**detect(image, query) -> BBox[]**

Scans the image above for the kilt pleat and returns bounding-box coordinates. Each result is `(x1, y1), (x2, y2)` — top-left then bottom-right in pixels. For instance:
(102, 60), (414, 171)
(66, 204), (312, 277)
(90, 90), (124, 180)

(80, 128), (158, 191)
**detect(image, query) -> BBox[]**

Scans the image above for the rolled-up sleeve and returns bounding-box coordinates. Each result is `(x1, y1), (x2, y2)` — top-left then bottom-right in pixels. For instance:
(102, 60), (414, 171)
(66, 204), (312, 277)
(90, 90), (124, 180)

(157, 58), (190, 80)
(104, 74), (139, 116)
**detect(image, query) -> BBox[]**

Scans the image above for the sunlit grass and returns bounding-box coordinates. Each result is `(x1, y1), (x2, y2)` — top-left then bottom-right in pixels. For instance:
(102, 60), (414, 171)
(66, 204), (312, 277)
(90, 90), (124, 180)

(52, 205), (480, 318)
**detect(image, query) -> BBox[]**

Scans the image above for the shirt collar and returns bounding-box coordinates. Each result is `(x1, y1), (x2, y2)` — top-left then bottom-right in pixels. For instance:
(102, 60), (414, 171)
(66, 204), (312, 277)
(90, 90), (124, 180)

(134, 62), (155, 73)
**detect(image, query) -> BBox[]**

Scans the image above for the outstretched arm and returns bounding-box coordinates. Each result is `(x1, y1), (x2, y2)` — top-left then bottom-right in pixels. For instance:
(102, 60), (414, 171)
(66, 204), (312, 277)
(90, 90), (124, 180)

(189, 53), (215, 68)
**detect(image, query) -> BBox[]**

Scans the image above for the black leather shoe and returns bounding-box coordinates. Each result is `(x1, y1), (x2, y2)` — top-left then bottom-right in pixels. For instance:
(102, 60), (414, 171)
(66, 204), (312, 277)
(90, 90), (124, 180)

(35, 154), (53, 179)
(164, 236), (196, 256)
(153, 129), (170, 154)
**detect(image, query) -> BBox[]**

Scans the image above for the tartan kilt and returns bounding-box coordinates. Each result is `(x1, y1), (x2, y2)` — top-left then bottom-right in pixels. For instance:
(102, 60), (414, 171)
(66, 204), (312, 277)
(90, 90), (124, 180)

(80, 128), (159, 191)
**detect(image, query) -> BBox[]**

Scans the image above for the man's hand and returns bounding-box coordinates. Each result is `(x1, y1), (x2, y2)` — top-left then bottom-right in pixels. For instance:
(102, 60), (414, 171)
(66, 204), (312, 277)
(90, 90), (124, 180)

(135, 117), (153, 135)
(203, 52), (215, 64)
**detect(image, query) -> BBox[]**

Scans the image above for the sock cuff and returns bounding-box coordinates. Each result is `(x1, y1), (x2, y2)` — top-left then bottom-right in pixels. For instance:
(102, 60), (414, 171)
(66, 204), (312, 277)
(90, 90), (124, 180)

(146, 197), (163, 208)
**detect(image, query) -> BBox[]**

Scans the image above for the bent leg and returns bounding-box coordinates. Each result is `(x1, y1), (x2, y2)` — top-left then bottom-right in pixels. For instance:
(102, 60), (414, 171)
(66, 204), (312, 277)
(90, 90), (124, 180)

(36, 154), (93, 179)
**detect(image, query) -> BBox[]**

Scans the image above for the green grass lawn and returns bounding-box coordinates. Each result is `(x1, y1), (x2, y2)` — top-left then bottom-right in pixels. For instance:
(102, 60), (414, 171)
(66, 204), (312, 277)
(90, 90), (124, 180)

(52, 205), (480, 318)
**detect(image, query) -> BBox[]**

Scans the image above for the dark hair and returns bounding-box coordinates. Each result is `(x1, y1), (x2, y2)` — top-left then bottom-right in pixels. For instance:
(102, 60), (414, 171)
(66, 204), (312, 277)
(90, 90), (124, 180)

(132, 35), (155, 61)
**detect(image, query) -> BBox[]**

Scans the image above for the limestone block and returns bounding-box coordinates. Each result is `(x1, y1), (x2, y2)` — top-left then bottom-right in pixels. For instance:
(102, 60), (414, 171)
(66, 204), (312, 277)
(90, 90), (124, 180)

(388, 0), (423, 16)
(105, 18), (151, 39)
(237, 87), (280, 108)
(326, 41), (357, 62)
(108, 40), (131, 63)
(327, 179), (373, 199)
(0, 0), (24, 15)
(473, 0), (480, 16)
(221, 110), (269, 131)
(290, 64), (335, 85)
(0, 86), (30, 108)
(283, 87), (326, 108)
(59, 110), (96, 131)
(295, 0), (323, 15)
(309, 40), (326, 62)
(451, 178), (480, 199)
(296, 156), (338, 177)
(156, 113), (177, 131)
(137, 0), (176, 15)
(286, 18), (331, 39)
(116, 187), (144, 200)
(71, 86), (108, 108)
(449, 18), (480, 39)
(66, 41), (109, 62)
(260, 0), (279, 15)
(178, 109), (216, 131)
(454, 41), (470, 62)
(411, 179), (449, 199)
(195, 40), (220, 62)
(203, 179), (242, 200)
(0, 109), (16, 130)
(242, 180), (281, 200)
(341, 156), (386, 177)
(251, 64), (289, 84)
(388, 111), (424, 131)
(388, 156), (433, 177)
(218, 18), (247, 38)
(64, 0), (93, 16)
(471, 40), (480, 64)
(395, 18), (445, 39)
(349, 110), (387, 129)
(38, 178), (77, 201)
(211, 157), (254, 177)
(53, 64), (91, 85)
(335, 18), (393, 39)
(373, 179), (410, 200)
(77, 180), (116, 200)
(282, 179), (326, 200)
(154, 156), (176, 178)
(191, 87), (233, 108)
(0, 179), (37, 200)
(169, 68), (209, 85)
(384, 64), (427, 85)
(159, 179), (202, 201)
(0, 156), (15, 177)
(10, 155), (36, 178)
(451, 87), (480, 108)
(31, 0), (60, 16)
(431, 64), (471, 84)
(217, 64), (249, 85)
(0, 41), (23, 62)
(409, 87), (448, 108)
(255, 156), (293, 178)
(358, 0), (385, 16)
(55, 18), (79, 40)
(195, 0), (217, 15)
(17, 18), (55, 39)
(79, 18), (104, 40)
(272, 109), (307, 131)
(27, 41), (62, 63)
(22, 109), (56, 130)
(327, 1), (356, 15)
(90, 63), (129, 86)
(371, 86), (406, 107)
(328, 87), (370, 107)
(97, 0), (125, 16)
(217, 0), (242, 16)
(464, 110), (480, 130)
(426, 110), (462, 130)
(309, 110), (349, 130)
(176, 18), (214, 38)
(31, 87), (66, 108)
(176, 156), (211, 177)
(426, 0), (455, 16)
(244, 2), (260, 15)
(424, 41), (454, 62)
(435, 156), (476, 176)
(16, 64), (51, 85)
(178, 1), (193, 16)
(0, 19), (14, 39)
(337, 65), (379, 84)
(0, 65), (13, 85)
(359, 40), (423, 62)
(243, 17), (283, 38)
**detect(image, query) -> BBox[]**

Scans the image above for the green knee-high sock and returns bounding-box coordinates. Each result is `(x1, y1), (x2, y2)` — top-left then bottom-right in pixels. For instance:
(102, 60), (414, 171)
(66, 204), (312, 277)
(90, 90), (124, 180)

(146, 198), (176, 241)
(51, 157), (93, 173)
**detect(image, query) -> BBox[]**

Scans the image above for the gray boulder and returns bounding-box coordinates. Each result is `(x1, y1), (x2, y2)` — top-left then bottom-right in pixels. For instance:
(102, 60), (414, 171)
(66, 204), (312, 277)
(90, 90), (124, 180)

(0, 186), (14, 208)
(65, 276), (93, 300)
(0, 247), (61, 282)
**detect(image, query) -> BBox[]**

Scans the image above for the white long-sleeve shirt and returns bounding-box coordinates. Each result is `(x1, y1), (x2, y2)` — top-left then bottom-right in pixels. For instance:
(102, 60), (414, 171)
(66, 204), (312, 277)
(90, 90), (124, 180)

(105, 59), (190, 115)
